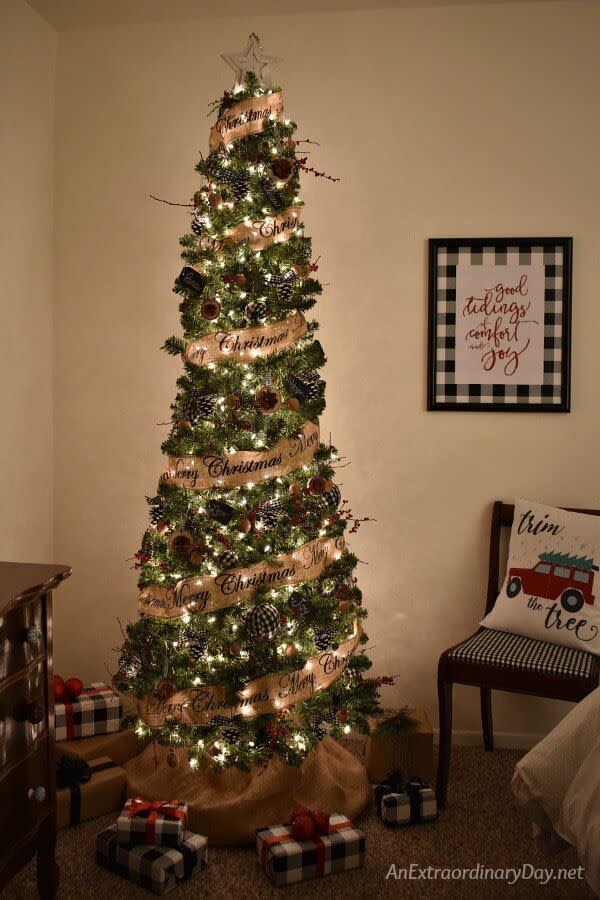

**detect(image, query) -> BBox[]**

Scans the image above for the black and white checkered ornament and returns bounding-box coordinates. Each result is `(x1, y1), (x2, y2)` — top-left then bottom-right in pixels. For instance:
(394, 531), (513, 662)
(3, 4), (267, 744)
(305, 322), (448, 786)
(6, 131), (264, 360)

(258, 499), (286, 529)
(246, 603), (281, 640)
(191, 213), (204, 236)
(217, 549), (238, 570)
(147, 495), (164, 527)
(209, 715), (232, 728)
(245, 300), (269, 324)
(182, 625), (208, 662)
(286, 370), (321, 401)
(182, 392), (218, 425)
(317, 483), (342, 510)
(313, 627), (335, 651)
(270, 271), (297, 303)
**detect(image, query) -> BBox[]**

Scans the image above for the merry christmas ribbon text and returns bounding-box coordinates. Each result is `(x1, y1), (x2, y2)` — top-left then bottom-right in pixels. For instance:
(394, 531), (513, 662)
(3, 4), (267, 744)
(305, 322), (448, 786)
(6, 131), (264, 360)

(138, 534), (345, 619)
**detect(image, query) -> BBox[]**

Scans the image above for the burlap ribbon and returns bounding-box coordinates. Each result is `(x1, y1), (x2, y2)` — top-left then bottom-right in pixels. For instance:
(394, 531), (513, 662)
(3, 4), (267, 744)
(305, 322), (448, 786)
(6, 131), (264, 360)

(139, 534), (344, 619)
(183, 311), (307, 368)
(160, 421), (319, 491)
(209, 92), (284, 151)
(130, 620), (362, 727)
(224, 207), (300, 250)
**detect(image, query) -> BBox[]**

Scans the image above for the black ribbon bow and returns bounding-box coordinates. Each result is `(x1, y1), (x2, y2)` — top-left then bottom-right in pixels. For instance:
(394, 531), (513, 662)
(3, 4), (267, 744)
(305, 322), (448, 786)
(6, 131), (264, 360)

(56, 755), (91, 789)
(373, 770), (405, 819)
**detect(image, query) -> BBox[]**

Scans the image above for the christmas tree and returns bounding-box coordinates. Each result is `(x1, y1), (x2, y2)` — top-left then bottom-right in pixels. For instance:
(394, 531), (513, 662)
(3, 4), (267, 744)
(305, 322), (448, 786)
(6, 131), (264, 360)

(116, 35), (381, 771)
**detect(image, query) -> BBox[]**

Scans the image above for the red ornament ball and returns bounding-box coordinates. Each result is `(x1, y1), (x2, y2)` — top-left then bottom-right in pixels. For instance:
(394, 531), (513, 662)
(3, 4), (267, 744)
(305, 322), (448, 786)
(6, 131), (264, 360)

(64, 677), (83, 699)
(291, 815), (318, 841)
(290, 805), (312, 825)
(311, 810), (331, 835)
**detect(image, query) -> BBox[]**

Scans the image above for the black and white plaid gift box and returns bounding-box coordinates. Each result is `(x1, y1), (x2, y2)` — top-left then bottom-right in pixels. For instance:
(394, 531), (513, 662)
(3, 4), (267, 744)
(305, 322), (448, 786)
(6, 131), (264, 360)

(379, 792), (412, 826)
(256, 813), (365, 886)
(116, 799), (188, 849)
(96, 825), (207, 895)
(406, 777), (437, 823)
(374, 773), (437, 826)
(55, 682), (122, 742)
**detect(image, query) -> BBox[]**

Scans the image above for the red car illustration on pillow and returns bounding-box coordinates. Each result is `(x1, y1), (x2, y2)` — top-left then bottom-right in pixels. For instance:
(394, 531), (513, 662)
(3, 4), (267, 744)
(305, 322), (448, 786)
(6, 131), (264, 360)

(506, 552), (598, 613)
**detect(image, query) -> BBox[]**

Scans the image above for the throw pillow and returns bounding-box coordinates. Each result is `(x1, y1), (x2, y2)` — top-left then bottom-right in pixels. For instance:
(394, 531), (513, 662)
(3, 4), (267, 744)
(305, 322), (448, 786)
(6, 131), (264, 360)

(481, 499), (600, 655)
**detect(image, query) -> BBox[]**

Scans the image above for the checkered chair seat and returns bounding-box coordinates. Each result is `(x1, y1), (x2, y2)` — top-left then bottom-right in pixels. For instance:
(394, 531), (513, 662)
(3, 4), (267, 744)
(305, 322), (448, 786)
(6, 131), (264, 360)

(448, 628), (595, 679)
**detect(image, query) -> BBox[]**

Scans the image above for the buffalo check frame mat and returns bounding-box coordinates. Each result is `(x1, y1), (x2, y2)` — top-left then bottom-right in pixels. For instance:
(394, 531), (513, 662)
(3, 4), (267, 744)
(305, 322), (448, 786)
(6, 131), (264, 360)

(427, 237), (572, 412)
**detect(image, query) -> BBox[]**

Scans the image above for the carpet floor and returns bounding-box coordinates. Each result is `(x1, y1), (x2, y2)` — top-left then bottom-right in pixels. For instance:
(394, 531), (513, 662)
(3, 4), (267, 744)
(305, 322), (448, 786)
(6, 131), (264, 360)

(5, 747), (593, 899)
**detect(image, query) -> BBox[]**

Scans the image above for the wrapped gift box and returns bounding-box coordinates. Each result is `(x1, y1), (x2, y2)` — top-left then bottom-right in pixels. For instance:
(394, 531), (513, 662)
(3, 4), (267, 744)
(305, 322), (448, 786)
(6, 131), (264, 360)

(117, 799), (188, 849)
(55, 682), (122, 742)
(57, 755), (126, 828)
(373, 774), (437, 827)
(405, 778), (437, 823)
(96, 825), (207, 895)
(55, 728), (144, 767)
(256, 813), (365, 886)
(365, 707), (434, 784)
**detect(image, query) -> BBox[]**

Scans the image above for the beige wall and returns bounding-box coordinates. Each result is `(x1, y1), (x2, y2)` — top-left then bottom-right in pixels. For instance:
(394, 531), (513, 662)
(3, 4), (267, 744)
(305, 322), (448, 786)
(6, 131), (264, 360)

(42, 1), (600, 743)
(0, 0), (56, 562)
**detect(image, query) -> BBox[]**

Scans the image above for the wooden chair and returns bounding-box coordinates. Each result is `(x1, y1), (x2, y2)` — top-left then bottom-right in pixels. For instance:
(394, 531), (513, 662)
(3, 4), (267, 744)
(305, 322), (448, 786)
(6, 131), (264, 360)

(436, 500), (600, 807)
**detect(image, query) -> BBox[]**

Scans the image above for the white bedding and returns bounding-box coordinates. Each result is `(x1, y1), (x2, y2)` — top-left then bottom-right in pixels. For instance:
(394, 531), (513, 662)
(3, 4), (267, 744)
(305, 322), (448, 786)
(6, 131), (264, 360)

(512, 687), (600, 895)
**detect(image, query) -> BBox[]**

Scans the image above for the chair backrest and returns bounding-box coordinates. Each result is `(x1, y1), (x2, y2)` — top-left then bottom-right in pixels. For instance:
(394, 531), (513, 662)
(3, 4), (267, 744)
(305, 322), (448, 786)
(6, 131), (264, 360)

(485, 500), (600, 616)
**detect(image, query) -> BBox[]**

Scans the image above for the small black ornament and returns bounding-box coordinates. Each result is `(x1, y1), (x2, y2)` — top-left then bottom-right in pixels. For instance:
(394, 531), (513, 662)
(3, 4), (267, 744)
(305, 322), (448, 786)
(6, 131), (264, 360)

(245, 300), (269, 324)
(217, 549), (238, 570)
(178, 266), (207, 294)
(258, 499), (286, 529)
(206, 499), (236, 525)
(182, 392), (218, 424)
(246, 603), (281, 640)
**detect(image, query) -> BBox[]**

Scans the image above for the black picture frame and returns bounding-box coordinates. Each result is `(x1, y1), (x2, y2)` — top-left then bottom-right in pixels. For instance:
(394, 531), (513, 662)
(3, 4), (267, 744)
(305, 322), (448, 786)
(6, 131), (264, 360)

(427, 237), (572, 412)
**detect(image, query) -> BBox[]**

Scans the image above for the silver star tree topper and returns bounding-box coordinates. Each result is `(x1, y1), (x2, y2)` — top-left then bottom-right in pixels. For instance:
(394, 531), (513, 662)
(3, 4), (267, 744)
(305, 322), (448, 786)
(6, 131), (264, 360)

(221, 34), (283, 92)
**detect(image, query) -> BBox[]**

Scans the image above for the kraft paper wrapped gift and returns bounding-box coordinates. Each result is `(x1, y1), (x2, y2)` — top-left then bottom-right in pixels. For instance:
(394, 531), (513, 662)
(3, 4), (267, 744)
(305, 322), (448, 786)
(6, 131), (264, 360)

(256, 813), (365, 886)
(56, 755), (127, 828)
(365, 708), (434, 784)
(96, 826), (207, 895)
(55, 728), (145, 767)
(54, 682), (122, 742)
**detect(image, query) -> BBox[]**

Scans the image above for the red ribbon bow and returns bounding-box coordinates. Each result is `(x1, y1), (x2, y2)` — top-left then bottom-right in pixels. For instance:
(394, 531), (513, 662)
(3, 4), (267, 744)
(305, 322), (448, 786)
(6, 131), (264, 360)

(261, 816), (351, 877)
(126, 798), (185, 844)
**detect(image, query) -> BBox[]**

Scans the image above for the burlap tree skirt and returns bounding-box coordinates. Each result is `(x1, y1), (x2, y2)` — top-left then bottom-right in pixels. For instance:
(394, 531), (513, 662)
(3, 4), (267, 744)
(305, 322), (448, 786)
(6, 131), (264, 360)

(124, 737), (369, 846)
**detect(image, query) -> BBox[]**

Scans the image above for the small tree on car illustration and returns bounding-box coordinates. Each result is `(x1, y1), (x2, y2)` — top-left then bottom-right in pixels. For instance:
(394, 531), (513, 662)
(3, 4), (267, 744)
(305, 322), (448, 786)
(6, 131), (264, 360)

(506, 551), (598, 613)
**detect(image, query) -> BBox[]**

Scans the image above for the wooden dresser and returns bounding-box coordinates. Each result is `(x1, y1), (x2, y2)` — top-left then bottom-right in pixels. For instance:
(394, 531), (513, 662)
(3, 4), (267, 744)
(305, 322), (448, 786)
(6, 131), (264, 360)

(0, 562), (71, 898)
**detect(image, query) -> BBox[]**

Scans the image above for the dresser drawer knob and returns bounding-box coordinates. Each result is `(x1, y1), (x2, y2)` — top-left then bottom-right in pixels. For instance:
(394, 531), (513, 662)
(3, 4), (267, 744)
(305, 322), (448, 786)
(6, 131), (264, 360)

(28, 786), (46, 804)
(26, 625), (43, 648)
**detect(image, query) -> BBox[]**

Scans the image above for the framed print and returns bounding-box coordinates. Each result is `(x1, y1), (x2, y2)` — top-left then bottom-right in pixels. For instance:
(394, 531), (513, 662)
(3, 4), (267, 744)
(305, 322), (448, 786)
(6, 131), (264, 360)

(427, 237), (572, 412)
